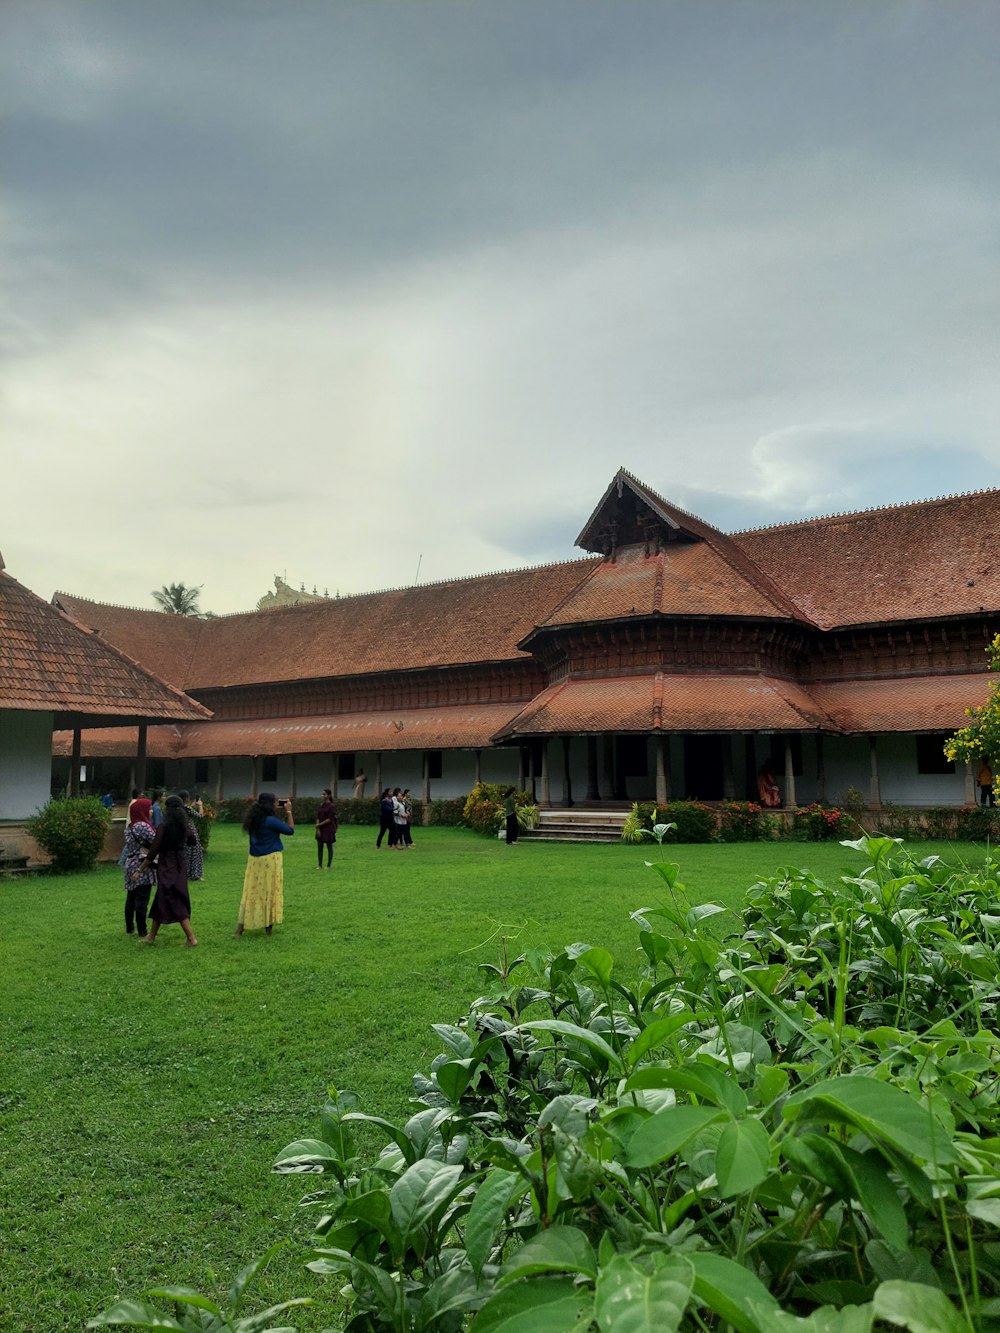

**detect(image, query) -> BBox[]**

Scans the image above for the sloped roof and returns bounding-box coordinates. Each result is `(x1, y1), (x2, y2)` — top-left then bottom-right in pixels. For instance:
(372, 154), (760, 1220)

(54, 700), (519, 758)
(1, 571), (210, 724)
(496, 671), (834, 739)
(734, 489), (1000, 630)
(531, 541), (799, 633)
(55, 560), (597, 690)
(52, 595), (203, 684)
(809, 673), (996, 734)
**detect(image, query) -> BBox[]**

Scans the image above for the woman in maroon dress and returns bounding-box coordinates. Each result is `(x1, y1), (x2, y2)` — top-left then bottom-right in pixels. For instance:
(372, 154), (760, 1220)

(141, 795), (198, 947)
(315, 787), (338, 869)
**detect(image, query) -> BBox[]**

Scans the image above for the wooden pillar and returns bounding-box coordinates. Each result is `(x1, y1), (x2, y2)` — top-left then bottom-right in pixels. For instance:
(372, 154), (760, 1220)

(868, 735), (881, 810)
(290, 753), (298, 799)
(722, 735), (735, 800)
(474, 749), (482, 786)
(331, 754), (338, 799)
(964, 759), (976, 804)
(601, 736), (615, 802)
(784, 737), (797, 810)
(375, 752), (382, 796)
(215, 757), (224, 802)
(654, 735), (667, 805)
(744, 734), (756, 801)
(422, 750), (431, 808)
(540, 739), (551, 807)
(70, 727), (82, 797)
(135, 723), (147, 794)
(561, 735), (574, 808)
(586, 738), (600, 801)
(815, 735), (826, 804)
(250, 756), (259, 798)
(518, 746), (526, 793)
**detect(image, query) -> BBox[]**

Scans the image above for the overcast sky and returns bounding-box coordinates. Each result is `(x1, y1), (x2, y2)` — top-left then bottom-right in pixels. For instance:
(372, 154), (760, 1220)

(4, 1), (999, 615)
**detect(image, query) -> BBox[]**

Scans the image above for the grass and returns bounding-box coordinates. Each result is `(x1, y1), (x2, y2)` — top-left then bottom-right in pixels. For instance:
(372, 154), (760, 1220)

(1, 824), (992, 1331)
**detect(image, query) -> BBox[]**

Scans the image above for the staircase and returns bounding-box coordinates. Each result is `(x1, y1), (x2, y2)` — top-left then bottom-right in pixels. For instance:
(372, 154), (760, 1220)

(524, 807), (629, 843)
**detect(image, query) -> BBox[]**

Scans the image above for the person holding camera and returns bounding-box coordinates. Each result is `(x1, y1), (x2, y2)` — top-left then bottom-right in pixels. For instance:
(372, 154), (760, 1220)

(235, 792), (294, 937)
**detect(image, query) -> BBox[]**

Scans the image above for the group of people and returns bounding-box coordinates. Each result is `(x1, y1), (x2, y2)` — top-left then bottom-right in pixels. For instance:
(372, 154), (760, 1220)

(376, 787), (415, 848)
(120, 787), (312, 946)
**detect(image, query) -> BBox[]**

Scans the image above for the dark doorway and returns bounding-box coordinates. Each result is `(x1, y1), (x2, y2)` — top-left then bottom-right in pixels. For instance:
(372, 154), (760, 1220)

(683, 735), (724, 800)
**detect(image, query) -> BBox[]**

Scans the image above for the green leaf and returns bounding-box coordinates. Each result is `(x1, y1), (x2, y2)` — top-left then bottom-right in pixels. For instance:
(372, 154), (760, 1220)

(768, 1305), (874, 1331)
(594, 1252), (694, 1332)
(343, 1112), (415, 1162)
(271, 1138), (343, 1172)
(86, 1302), (188, 1330)
(416, 1265), (481, 1328)
(623, 1105), (728, 1169)
(658, 1063), (748, 1116)
(689, 1252), (780, 1333)
(871, 1279), (970, 1332)
(715, 1118), (771, 1198)
(436, 1057), (478, 1103)
(389, 1159), (464, 1243)
(576, 946), (615, 989)
(142, 1288), (220, 1315)
(842, 1146), (909, 1250)
(517, 1020), (623, 1070)
(226, 1241), (287, 1314)
(497, 1224), (597, 1286)
(465, 1169), (522, 1279)
(783, 1075), (958, 1164)
(472, 1276), (594, 1333)
(627, 1013), (689, 1068)
(432, 1022), (475, 1058)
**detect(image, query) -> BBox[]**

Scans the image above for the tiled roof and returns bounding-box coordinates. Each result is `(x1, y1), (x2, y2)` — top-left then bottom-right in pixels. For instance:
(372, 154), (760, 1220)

(54, 701), (521, 758)
(533, 542), (798, 632)
(734, 490), (1000, 629)
(496, 672), (834, 738)
(1, 572), (210, 723)
(52, 595), (203, 685)
(809, 673), (997, 733)
(55, 560), (597, 690)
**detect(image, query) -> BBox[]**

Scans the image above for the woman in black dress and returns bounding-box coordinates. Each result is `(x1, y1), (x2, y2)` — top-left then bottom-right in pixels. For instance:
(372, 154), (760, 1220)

(141, 795), (198, 947)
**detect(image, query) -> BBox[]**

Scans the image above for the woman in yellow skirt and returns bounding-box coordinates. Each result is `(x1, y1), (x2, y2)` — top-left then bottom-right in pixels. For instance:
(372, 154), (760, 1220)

(235, 792), (294, 937)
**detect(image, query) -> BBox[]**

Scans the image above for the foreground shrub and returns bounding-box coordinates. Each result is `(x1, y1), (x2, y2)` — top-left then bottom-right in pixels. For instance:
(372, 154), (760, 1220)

(717, 799), (772, 841)
(27, 797), (111, 872)
(463, 782), (533, 836)
(622, 799), (717, 843)
(97, 834), (1000, 1329)
(956, 803), (1000, 842)
(791, 801), (850, 840)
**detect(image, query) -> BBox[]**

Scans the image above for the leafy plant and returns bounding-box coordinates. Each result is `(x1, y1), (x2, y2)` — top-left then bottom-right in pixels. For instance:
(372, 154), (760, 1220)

(956, 804), (1000, 842)
(26, 796), (111, 872)
(945, 633), (1000, 804)
(791, 802), (850, 841)
(463, 784), (533, 837)
(718, 799), (773, 842)
(621, 800), (717, 843)
(87, 1243), (310, 1331)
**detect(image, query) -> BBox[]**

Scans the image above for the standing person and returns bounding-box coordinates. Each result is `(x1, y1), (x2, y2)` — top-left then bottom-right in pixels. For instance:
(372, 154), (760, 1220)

(401, 788), (414, 847)
(122, 797), (156, 936)
(353, 769), (367, 799)
(391, 787), (407, 848)
(978, 758), (996, 807)
(150, 789), (165, 829)
(141, 795), (198, 947)
(315, 788), (338, 869)
(101, 790), (115, 811)
(376, 788), (394, 848)
(235, 792), (294, 936)
(126, 787), (143, 823)
(502, 786), (519, 845)
(176, 790), (204, 883)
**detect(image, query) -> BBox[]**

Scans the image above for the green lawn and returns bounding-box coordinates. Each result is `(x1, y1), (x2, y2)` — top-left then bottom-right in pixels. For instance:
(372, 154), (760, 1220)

(0, 825), (990, 1331)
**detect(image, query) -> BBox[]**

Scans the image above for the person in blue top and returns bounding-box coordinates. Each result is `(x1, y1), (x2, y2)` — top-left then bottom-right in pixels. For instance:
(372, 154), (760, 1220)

(234, 792), (294, 937)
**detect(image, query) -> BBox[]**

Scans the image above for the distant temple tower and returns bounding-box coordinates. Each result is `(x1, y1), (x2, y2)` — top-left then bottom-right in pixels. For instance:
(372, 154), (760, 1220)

(256, 575), (329, 612)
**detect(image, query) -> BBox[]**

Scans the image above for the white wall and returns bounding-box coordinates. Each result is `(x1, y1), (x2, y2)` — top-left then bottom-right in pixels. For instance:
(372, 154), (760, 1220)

(0, 710), (54, 819)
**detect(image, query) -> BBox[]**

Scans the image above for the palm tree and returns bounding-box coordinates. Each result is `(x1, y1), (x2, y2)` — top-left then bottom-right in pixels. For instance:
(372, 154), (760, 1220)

(152, 582), (203, 616)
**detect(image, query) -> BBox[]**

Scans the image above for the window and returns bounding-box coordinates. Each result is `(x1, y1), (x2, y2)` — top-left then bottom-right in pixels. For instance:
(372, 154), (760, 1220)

(767, 738), (803, 777)
(616, 736), (648, 777)
(426, 751), (443, 780)
(194, 759), (209, 784)
(337, 753), (355, 781)
(261, 756), (278, 782)
(916, 735), (955, 775)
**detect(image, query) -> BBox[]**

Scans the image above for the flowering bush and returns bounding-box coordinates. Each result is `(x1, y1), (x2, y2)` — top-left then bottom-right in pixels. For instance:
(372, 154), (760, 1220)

(717, 800), (772, 842)
(621, 799), (716, 843)
(462, 783), (533, 836)
(792, 802), (849, 841)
